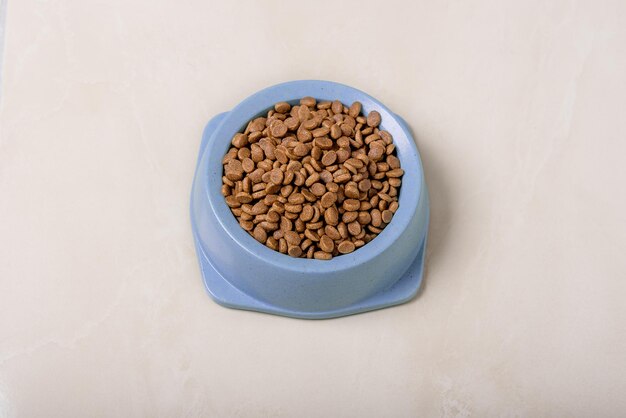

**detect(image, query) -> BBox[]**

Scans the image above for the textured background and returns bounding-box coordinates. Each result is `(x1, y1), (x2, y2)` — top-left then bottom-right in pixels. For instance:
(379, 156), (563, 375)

(1, 0), (625, 417)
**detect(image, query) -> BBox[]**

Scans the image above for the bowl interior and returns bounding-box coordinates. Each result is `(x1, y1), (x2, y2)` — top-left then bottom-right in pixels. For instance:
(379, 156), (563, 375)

(206, 80), (423, 273)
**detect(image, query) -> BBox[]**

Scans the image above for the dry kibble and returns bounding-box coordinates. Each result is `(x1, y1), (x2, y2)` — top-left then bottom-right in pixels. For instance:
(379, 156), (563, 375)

(342, 211), (358, 223)
(320, 192), (337, 208)
(266, 237), (279, 250)
(337, 240), (356, 254)
(368, 146), (384, 161)
(324, 206), (339, 226)
(222, 98), (403, 259)
(321, 150), (337, 166)
(343, 199), (360, 212)
(344, 185), (360, 199)
(358, 211), (372, 225)
(348, 102), (362, 118)
(366, 111), (381, 127)
(251, 201), (268, 215)
(275, 102), (291, 113)
(242, 158), (255, 173)
(284, 231), (302, 246)
(267, 210), (280, 223)
(235, 192), (253, 204)
(313, 127), (330, 138)
(310, 182), (326, 197)
(300, 97), (316, 107)
(232, 133), (249, 148)
(315, 137), (333, 150)
(302, 119), (318, 130)
(337, 222), (349, 239)
(273, 124), (288, 139)
(294, 143), (309, 157)
(386, 168), (404, 177)
(331, 100), (343, 115)
(314, 251), (332, 260)
(347, 221), (361, 236)
(371, 209), (382, 227)
(240, 220), (254, 231)
(325, 225), (341, 240)
(288, 245), (303, 258)
(253, 225), (267, 243)
(319, 235), (335, 253)
(300, 205), (315, 222)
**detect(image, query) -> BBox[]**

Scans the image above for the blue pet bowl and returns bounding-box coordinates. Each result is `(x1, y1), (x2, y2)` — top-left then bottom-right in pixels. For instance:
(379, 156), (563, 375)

(190, 80), (429, 319)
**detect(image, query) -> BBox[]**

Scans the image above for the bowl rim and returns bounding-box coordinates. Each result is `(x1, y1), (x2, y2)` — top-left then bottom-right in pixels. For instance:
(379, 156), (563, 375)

(204, 80), (423, 274)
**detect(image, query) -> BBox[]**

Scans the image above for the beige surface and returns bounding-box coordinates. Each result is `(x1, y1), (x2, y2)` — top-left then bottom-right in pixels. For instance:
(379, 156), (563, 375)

(1, 1), (625, 417)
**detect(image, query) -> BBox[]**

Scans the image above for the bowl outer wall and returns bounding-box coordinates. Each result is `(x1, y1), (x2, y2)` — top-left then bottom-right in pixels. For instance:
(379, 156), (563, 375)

(192, 80), (427, 312)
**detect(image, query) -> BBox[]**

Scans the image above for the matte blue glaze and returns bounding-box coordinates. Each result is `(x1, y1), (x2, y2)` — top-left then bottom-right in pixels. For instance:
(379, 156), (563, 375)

(190, 80), (429, 319)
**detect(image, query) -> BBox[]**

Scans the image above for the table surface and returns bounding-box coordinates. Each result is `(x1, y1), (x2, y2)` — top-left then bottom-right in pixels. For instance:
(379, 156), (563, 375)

(1, 1), (625, 417)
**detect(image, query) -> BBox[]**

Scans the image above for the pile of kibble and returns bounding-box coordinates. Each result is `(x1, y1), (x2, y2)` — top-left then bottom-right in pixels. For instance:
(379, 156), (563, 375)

(221, 97), (404, 260)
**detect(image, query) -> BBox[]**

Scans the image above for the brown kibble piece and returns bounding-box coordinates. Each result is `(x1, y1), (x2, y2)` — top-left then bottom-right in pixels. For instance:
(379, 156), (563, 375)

(324, 206), (339, 226)
(294, 143), (309, 157)
(226, 159), (244, 181)
(288, 245), (303, 257)
(358, 179), (371, 192)
(387, 155), (400, 170)
(382, 210), (393, 223)
(342, 211), (358, 223)
(358, 211), (372, 225)
(366, 110), (381, 127)
(232, 133), (248, 148)
(348, 102), (362, 118)
(300, 97), (316, 107)
(344, 185), (360, 199)
(314, 251), (332, 260)
(337, 240), (356, 254)
(266, 237), (279, 250)
(347, 221), (361, 236)
(242, 158), (255, 173)
(240, 220), (254, 231)
(315, 137), (333, 150)
(325, 225), (341, 240)
(236, 192), (253, 204)
(321, 151), (337, 166)
(312, 127), (330, 138)
(301, 204), (314, 221)
(320, 192), (337, 208)
(331, 100), (343, 115)
(275, 102), (291, 113)
(270, 121), (288, 138)
(371, 209), (382, 227)
(269, 168), (284, 185)
(319, 235), (334, 253)
(368, 146), (384, 161)
(284, 230), (302, 246)
(337, 222), (349, 239)
(343, 199), (360, 212)
(252, 202), (269, 215)
(386, 168), (404, 178)
(253, 225), (267, 243)
(267, 210), (280, 223)
(285, 203), (303, 213)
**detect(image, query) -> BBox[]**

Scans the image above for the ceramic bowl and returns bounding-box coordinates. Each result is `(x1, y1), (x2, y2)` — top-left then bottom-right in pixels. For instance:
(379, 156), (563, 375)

(190, 80), (429, 319)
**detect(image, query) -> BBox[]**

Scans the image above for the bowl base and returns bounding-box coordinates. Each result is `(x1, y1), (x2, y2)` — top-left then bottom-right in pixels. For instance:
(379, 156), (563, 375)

(194, 233), (426, 319)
